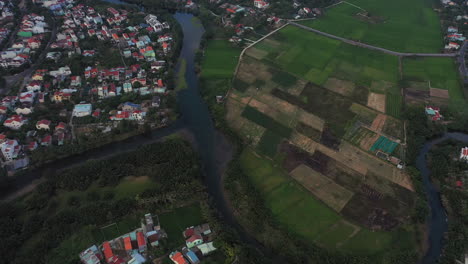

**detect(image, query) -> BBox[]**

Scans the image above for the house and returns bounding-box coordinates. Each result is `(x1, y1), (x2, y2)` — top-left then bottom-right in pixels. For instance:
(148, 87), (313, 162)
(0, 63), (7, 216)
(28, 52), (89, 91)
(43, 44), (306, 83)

(110, 111), (130, 121)
(3, 115), (26, 130)
(79, 245), (102, 264)
(254, 0), (269, 8)
(55, 122), (66, 132)
(445, 42), (460, 50)
(19, 92), (35, 103)
(186, 234), (203, 248)
(70, 76), (81, 86)
(460, 147), (468, 162)
(73, 103), (92, 117)
(194, 242), (217, 256)
(122, 102), (141, 112)
(15, 106), (33, 115)
(137, 231), (147, 252)
(53, 91), (72, 102)
(1, 140), (21, 161)
(0, 106), (8, 114)
(102, 241), (114, 263)
(56, 132), (65, 146)
(36, 119), (51, 130)
(183, 249), (200, 264)
(448, 26), (458, 33)
(169, 251), (188, 264)
(425, 106), (442, 121)
(145, 14), (163, 32)
(26, 141), (38, 152)
(26, 81), (42, 91)
(130, 110), (145, 121)
(41, 135), (52, 147)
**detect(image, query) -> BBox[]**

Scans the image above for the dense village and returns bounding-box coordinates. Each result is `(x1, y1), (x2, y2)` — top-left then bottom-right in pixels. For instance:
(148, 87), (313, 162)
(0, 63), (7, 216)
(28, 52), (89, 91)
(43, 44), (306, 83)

(0, 0), (178, 174)
(79, 213), (217, 264)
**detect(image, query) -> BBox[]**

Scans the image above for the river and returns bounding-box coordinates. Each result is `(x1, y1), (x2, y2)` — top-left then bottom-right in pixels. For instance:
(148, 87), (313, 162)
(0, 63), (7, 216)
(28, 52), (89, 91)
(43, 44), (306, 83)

(0, 1), (455, 263)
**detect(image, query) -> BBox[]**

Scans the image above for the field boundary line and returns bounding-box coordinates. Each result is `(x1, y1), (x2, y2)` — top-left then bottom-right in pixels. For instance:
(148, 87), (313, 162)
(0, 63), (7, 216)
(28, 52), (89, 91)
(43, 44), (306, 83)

(342, 1), (366, 12)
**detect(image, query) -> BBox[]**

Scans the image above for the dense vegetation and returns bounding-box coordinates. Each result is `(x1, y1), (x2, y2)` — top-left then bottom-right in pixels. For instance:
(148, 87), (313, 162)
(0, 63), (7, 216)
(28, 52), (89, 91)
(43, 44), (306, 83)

(0, 138), (246, 264)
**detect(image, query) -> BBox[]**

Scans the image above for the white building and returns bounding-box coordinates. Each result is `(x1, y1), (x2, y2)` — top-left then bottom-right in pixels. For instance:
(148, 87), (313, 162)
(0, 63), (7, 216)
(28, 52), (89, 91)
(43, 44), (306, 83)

(145, 14), (163, 32)
(460, 147), (468, 162)
(1, 140), (21, 161)
(73, 103), (92, 117)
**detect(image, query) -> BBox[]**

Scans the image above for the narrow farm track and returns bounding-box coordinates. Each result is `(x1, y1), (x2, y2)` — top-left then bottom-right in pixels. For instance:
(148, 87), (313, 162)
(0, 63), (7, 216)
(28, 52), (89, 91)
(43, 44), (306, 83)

(290, 22), (457, 57)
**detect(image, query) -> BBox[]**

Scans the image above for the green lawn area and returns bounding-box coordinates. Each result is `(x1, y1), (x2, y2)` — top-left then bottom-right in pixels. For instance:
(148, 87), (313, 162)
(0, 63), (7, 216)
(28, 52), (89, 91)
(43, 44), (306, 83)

(340, 229), (393, 255)
(159, 203), (204, 246)
(201, 40), (241, 79)
(315, 221), (356, 249)
(299, 0), (443, 53)
(403, 57), (464, 100)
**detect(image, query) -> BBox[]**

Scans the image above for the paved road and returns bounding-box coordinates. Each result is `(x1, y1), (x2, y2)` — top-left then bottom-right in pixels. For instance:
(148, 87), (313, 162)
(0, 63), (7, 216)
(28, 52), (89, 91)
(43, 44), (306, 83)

(290, 22), (458, 58)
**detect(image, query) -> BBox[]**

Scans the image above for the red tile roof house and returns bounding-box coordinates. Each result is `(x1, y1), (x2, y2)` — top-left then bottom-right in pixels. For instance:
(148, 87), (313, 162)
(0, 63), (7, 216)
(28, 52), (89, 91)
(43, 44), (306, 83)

(41, 134), (52, 147)
(3, 115), (27, 130)
(169, 251), (188, 264)
(55, 122), (66, 132)
(36, 119), (51, 130)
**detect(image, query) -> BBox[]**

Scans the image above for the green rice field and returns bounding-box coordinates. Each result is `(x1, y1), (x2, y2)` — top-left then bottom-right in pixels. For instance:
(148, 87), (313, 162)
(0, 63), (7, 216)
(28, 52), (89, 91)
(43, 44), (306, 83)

(240, 148), (396, 253)
(403, 57), (463, 100)
(300, 0), (443, 53)
(263, 25), (399, 88)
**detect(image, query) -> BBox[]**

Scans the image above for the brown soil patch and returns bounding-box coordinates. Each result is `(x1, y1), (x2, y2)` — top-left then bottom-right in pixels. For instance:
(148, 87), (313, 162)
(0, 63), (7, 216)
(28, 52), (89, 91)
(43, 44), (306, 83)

(236, 58), (272, 84)
(245, 47), (268, 60)
(323, 78), (355, 96)
(257, 93), (297, 116)
(360, 132), (380, 151)
(226, 99), (247, 130)
(370, 114), (387, 132)
(367, 92), (386, 113)
(289, 132), (318, 154)
(404, 88), (430, 104)
(297, 110), (325, 131)
(430, 88), (450, 99)
(290, 164), (355, 212)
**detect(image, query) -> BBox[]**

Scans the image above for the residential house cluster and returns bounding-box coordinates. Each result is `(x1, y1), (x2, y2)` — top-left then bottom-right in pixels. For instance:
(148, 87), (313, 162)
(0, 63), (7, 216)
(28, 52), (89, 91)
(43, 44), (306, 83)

(0, 14), (49, 68)
(169, 224), (217, 264)
(445, 26), (465, 51)
(109, 102), (146, 121)
(0, 0), (14, 45)
(79, 213), (167, 264)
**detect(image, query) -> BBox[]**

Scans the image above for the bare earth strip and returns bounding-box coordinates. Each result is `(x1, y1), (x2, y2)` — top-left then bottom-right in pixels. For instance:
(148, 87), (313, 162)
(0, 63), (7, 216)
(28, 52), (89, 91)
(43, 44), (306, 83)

(367, 92), (386, 113)
(290, 164), (355, 212)
(360, 132), (380, 151)
(370, 114), (387, 132)
(289, 132), (318, 153)
(297, 110), (325, 131)
(257, 93), (298, 116)
(430, 88), (450, 99)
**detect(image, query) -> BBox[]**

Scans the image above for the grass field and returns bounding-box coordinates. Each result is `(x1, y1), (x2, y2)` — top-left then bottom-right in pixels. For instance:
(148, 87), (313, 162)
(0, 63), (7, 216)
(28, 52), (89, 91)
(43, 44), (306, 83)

(300, 0), (443, 53)
(201, 40), (241, 79)
(257, 130), (283, 157)
(403, 57), (463, 100)
(240, 148), (398, 253)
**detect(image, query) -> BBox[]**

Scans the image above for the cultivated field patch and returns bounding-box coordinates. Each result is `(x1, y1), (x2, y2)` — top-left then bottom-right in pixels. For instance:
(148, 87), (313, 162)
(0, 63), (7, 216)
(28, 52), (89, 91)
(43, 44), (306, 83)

(290, 164), (355, 212)
(324, 78), (355, 96)
(367, 92), (386, 113)
(430, 88), (450, 99)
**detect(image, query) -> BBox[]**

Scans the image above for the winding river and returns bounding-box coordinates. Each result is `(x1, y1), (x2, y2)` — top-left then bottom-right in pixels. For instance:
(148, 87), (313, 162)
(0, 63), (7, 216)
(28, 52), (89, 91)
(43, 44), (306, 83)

(0, 1), (456, 262)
